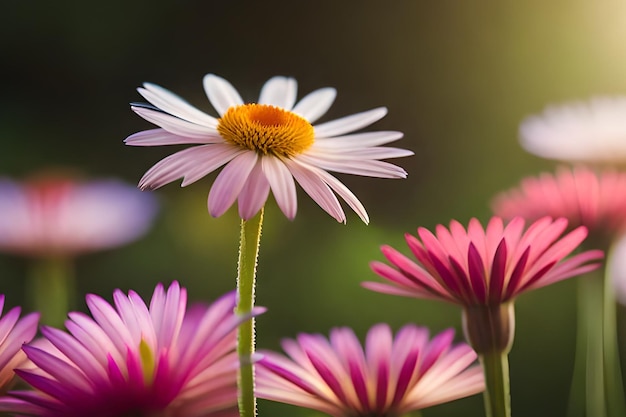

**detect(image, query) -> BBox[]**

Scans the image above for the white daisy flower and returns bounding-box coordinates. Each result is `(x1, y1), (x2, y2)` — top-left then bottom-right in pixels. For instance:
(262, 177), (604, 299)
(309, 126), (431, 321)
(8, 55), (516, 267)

(125, 74), (413, 223)
(520, 96), (626, 163)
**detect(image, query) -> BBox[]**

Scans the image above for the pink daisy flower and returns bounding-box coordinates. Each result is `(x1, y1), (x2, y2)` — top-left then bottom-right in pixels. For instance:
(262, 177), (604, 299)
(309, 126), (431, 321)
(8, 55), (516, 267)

(492, 166), (626, 242)
(363, 216), (602, 307)
(125, 74), (413, 223)
(0, 282), (265, 417)
(256, 324), (484, 417)
(0, 176), (158, 257)
(519, 96), (626, 163)
(0, 295), (39, 393)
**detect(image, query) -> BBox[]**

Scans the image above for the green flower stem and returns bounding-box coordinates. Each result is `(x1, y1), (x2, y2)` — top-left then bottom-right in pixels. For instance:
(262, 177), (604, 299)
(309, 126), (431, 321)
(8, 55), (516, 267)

(236, 208), (264, 417)
(569, 270), (606, 417)
(462, 304), (514, 417)
(480, 352), (511, 417)
(28, 257), (74, 327)
(604, 247), (626, 417)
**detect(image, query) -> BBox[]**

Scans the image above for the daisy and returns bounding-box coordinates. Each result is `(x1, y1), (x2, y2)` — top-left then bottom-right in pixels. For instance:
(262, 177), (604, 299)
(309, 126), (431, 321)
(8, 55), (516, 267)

(491, 166), (626, 244)
(0, 282), (265, 417)
(363, 217), (601, 417)
(493, 168), (626, 416)
(364, 216), (602, 309)
(0, 295), (39, 394)
(519, 96), (626, 163)
(256, 324), (484, 417)
(0, 176), (158, 257)
(125, 74), (413, 223)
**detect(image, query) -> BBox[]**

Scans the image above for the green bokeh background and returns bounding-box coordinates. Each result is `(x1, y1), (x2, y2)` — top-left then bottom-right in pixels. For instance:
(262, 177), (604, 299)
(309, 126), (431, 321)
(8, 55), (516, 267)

(2, 1), (626, 416)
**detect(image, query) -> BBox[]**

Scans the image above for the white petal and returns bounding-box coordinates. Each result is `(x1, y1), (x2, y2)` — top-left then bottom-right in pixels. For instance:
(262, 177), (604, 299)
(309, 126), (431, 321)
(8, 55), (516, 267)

(292, 88), (337, 123)
(312, 131), (404, 150)
(138, 144), (243, 189)
(180, 144), (247, 186)
(208, 152), (258, 217)
(283, 159), (345, 223)
(258, 76), (297, 110)
(314, 107), (388, 138)
(125, 128), (222, 146)
(298, 154), (408, 178)
(132, 107), (220, 140)
(203, 74), (244, 116)
(238, 161), (271, 220)
(309, 146), (414, 160)
(315, 168), (369, 224)
(138, 83), (219, 127)
(261, 156), (298, 220)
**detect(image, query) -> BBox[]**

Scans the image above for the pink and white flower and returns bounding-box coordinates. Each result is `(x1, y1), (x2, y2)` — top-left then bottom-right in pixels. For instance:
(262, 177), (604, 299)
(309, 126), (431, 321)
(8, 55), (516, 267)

(125, 74), (413, 223)
(492, 166), (626, 243)
(256, 324), (484, 417)
(0, 282), (264, 417)
(0, 295), (39, 393)
(364, 216), (602, 306)
(0, 176), (158, 257)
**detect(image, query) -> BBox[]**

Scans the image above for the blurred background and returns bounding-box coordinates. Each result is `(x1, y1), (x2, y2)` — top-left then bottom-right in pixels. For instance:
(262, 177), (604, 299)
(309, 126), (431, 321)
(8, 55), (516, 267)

(2, 1), (626, 416)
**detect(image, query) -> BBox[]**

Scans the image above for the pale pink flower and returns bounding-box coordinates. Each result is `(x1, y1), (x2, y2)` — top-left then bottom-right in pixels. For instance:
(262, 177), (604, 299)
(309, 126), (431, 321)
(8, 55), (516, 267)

(256, 324), (483, 417)
(125, 74), (412, 223)
(519, 96), (626, 163)
(364, 216), (602, 306)
(0, 282), (264, 417)
(0, 177), (158, 257)
(0, 295), (39, 393)
(492, 166), (626, 241)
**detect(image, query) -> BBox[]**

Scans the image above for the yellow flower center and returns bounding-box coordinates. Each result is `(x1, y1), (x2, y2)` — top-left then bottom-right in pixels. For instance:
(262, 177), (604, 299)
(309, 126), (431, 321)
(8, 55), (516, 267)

(139, 339), (155, 385)
(217, 104), (315, 157)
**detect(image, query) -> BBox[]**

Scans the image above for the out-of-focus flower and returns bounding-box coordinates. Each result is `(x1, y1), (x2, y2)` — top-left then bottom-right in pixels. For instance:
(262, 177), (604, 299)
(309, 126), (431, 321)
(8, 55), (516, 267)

(0, 282), (264, 417)
(493, 167), (626, 415)
(125, 74), (413, 223)
(519, 96), (626, 163)
(364, 216), (601, 353)
(0, 177), (158, 257)
(0, 295), (39, 394)
(492, 166), (626, 243)
(608, 233), (626, 305)
(256, 324), (483, 417)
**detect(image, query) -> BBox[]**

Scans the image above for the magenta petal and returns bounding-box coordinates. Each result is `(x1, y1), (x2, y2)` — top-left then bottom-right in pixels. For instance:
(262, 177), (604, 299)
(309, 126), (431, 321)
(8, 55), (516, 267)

(488, 240), (507, 303)
(256, 324), (483, 416)
(5, 283), (246, 417)
(365, 216), (597, 306)
(467, 243), (488, 304)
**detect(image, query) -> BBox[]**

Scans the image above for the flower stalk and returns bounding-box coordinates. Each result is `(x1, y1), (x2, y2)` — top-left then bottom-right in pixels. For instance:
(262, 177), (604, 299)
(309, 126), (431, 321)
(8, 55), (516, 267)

(236, 208), (264, 417)
(568, 261), (626, 417)
(463, 304), (514, 417)
(480, 351), (511, 417)
(568, 255), (626, 417)
(28, 257), (73, 327)
(603, 245), (626, 417)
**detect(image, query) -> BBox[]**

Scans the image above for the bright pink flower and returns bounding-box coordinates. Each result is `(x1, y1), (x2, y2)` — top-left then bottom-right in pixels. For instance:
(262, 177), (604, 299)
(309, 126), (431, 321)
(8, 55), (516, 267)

(256, 324), (484, 417)
(0, 282), (264, 417)
(125, 74), (412, 223)
(492, 166), (626, 241)
(0, 295), (39, 393)
(0, 177), (158, 257)
(364, 216), (602, 306)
